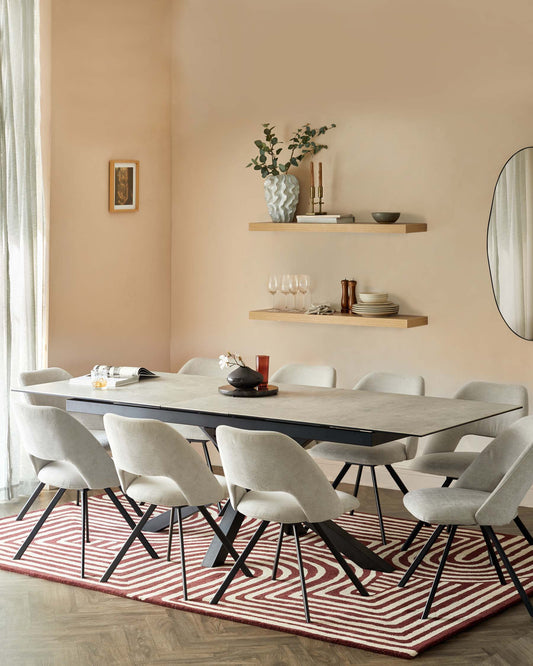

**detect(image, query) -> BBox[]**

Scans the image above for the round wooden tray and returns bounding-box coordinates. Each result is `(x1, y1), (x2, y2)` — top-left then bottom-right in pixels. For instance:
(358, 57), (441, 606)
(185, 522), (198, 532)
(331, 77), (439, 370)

(218, 384), (279, 398)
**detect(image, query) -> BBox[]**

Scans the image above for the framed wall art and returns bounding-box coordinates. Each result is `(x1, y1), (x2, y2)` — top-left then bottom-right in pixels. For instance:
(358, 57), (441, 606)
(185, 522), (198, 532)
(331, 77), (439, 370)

(109, 160), (139, 212)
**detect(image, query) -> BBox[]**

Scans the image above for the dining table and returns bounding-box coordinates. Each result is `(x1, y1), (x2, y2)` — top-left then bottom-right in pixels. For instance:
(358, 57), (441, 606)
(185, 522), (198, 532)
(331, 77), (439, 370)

(14, 372), (522, 574)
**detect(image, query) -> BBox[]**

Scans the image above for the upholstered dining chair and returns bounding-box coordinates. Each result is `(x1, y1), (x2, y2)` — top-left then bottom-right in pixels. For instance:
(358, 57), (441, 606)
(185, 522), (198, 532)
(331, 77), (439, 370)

(399, 381), (529, 551)
(399, 415), (533, 620)
(13, 403), (157, 578)
(16, 367), (114, 520)
(100, 414), (251, 595)
(270, 363), (337, 388)
(308, 371), (425, 544)
(210, 426), (369, 623)
(174, 357), (230, 472)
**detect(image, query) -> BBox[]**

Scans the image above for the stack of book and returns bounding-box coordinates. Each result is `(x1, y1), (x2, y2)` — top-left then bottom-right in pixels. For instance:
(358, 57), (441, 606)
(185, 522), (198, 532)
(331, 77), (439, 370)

(296, 214), (355, 224)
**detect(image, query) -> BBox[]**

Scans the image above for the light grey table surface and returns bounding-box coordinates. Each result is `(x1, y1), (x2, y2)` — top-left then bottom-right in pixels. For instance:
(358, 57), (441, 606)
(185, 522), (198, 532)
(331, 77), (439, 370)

(14, 372), (522, 438)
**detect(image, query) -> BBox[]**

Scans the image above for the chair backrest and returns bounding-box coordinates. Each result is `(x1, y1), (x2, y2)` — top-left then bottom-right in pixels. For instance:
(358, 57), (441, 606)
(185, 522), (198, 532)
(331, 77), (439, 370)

(177, 357), (227, 378)
(456, 415), (533, 525)
(270, 363), (337, 388)
(103, 413), (224, 506)
(15, 403), (117, 488)
(353, 371), (425, 458)
(423, 381), (529, 455)
(19, 367), (72, 409)
(216, 425), (344, 523)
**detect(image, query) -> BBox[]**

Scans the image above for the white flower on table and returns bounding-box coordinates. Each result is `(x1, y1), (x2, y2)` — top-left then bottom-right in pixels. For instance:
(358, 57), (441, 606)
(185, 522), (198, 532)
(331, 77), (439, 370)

(219, 352), (246, 369)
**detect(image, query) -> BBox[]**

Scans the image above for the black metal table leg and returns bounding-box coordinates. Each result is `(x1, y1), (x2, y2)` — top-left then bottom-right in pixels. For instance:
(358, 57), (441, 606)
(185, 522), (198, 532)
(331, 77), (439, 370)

(201, 501), (245, 568)
(311, 520), (395, 572)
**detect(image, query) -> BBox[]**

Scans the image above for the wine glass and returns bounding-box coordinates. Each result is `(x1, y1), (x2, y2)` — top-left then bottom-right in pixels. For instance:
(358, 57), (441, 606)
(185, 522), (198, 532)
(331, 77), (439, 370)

(288, 274), (299, 311)
(298, 274), (311, 311)
(267, 274), (279, 310)
(280, 274), (291, 310)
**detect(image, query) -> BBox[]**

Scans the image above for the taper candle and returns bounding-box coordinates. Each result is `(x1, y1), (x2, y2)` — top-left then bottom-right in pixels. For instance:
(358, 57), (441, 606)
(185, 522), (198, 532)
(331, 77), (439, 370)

(310, 161), (314, 187)
(318, 162), (323, 187)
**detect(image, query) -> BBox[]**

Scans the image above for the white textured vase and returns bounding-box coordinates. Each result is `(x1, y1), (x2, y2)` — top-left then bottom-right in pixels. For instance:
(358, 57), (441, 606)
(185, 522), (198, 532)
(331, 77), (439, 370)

(263, 174), (300, 223)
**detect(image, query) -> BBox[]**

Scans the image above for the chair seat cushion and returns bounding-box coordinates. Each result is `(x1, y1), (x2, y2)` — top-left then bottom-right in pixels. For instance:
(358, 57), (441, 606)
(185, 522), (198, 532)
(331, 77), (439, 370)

(125, 474), (227, 507)
(90, 429), (110, 449)
(403, 487), (491, 525)
(309, 440), (408, 466)
(170, 423), (208, 442)
(236, 489), (359, 523)
(38, 461), (117, 490)
(399, 452), (478, 479)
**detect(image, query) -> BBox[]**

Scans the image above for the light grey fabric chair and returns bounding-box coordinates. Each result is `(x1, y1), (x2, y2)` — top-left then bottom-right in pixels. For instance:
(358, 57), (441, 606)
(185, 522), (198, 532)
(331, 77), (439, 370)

(174, 357), (229, 472)
(309, 371), (425, 544)
(210, 426), (368, 623)
(100, 414), (251, 595)
(399, 415), (533, 619)
(270, 363), (337, 388)
(399, 381), (529, 550)
(12, 403), (157, 578)
(17, 367), (113, 520)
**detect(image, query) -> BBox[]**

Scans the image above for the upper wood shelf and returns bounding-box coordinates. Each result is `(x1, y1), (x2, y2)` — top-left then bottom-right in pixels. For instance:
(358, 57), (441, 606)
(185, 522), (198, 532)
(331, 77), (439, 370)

(250, 309), (428, 329)
(249, 222), (427, 234)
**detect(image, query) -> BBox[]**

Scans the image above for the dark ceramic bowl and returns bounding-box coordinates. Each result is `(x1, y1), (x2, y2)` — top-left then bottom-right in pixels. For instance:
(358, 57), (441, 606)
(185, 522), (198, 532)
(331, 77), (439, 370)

(372, 212), (401, 224)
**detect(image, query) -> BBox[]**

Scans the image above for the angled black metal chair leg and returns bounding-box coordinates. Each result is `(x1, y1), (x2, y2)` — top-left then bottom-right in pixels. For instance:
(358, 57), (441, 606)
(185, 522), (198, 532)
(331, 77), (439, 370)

(210, 520), (269, 605)
(332, 463), (352, 489)
(401, 520), (427, 552)
(442, 477), (454, 488)
(513, 516), (533, 545)
(487, 527), (533, 617)
(167, 507), (176, 561)
(218, 499), (229, 517)
(370, 467), (387, 544)
(16, 482), (46, 521)
(76, 490), (80, 506)
(104, 488), (158, 559)
(14, 488), (66, 560)
(123, 492), (143, 517)
(272, 524), (285, 580)
(177, 508), (187, 600)
(100, 504), (157, 583)
(398, 524), (446, 588)
(292, 524), (311, 623)
(480, 525), (505, 585)
(81, 489), (88, 578)
(385, 465), (409, 494)
(422, 525), (457, 619)
(349, 466), (363, 515)
(197, 506), (252, 577)
(311, 522), (368, 596)
(82, 489), (90, 543)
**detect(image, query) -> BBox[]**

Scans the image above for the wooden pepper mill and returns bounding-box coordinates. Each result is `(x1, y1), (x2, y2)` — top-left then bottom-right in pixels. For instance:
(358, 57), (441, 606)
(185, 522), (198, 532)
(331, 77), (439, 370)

(348, 280), (357, 311)
(341, 279), (349, 313)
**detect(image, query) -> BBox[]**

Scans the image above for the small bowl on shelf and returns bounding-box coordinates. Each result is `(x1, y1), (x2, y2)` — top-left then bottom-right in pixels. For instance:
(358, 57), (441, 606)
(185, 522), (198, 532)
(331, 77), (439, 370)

(359, 292), (388, 304)
(372, 212), (401, 224)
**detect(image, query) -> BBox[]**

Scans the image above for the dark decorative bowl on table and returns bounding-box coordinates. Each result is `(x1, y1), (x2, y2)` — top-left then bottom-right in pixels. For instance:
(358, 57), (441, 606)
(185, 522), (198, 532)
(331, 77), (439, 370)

(227, 366), (263, 390)
(372, 212), (401, 224)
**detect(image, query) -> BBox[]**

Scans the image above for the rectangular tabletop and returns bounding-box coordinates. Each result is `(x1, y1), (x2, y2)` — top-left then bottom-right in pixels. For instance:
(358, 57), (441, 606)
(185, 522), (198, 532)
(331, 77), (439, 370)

(14, 372), (521, 444)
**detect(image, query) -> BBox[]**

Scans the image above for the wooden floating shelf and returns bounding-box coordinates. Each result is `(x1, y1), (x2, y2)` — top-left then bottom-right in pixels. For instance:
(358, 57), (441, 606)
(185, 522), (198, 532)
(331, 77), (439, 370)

(249, 309), (428, 329)
(249, 222), (427, 234)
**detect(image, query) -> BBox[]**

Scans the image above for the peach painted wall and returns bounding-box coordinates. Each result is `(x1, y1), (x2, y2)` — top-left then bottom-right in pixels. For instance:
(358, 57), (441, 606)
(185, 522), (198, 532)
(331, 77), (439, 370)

(47, 0), (172, 375)
(169, 0), (533, 496)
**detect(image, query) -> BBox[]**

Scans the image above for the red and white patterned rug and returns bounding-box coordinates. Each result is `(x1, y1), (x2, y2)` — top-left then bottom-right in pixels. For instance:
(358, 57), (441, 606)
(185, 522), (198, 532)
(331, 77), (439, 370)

(1, 494), (532, 659)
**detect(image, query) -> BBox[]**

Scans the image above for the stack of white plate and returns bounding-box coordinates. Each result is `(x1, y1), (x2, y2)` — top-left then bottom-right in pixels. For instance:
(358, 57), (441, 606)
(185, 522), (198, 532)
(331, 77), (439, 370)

(352, 301), (399, 317)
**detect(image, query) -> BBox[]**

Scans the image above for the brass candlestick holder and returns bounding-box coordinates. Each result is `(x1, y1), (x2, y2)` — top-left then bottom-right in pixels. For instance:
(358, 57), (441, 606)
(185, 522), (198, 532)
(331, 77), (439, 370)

(308, 161), (327, 214)
(307, 185), (316, 214)
(316, 185), (327, 215)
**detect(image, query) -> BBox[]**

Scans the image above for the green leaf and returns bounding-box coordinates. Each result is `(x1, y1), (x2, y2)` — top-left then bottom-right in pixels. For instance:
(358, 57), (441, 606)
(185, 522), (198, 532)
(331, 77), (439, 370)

(254, 139), (263, 148)
(279, 164), (287, 172)
(276, 148), (282, 155)
(260, 154), (266, 163)
(254, 165), (262, 170)
(246, 162), (252, 167)
(290, 157), (298, 166)
(272, 169), (279, 175)
(261, 167), (268, 178)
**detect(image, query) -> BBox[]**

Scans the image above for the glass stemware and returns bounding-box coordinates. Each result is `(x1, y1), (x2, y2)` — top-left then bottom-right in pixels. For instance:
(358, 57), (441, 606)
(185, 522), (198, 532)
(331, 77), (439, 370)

(267, 274), (279, 310)
(280, 274), (291, 310)
(298, 274), (311, 311)
(288, 274), (299, 311)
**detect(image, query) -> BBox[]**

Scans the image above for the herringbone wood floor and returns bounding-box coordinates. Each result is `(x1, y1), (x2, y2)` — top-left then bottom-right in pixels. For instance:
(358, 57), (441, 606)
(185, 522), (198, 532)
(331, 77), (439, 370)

(1, 483), (533, 665)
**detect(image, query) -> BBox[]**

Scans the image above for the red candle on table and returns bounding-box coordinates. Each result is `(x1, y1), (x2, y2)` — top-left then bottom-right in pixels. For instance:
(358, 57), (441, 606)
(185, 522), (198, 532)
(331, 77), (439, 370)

(310, 161), (315, 187)
(256, 355), (269, 391)
(318, 162), (323, 188)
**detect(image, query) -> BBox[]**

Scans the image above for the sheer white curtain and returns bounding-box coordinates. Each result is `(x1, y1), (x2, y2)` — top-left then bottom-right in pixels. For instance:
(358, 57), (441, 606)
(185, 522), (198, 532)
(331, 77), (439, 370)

(0, 0), (46, 500)
(488, 149), (533, 340)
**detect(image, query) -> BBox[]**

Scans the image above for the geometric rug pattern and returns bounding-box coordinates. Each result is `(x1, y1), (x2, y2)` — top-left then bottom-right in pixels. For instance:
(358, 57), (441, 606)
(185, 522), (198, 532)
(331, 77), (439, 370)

(1, 494), (532, 659)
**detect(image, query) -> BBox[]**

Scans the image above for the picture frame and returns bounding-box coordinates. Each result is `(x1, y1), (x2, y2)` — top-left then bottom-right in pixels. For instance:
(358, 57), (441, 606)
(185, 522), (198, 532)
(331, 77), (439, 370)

(109, 160), (139, 212)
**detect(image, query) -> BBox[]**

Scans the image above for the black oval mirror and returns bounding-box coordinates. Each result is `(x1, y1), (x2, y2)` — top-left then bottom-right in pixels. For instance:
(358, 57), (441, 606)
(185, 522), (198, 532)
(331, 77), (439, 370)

(487, 147), (533, 339)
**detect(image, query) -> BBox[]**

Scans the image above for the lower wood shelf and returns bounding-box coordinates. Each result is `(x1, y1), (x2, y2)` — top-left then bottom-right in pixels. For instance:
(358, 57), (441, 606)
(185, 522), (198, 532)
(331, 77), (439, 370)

(249, 309), (428, 329)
